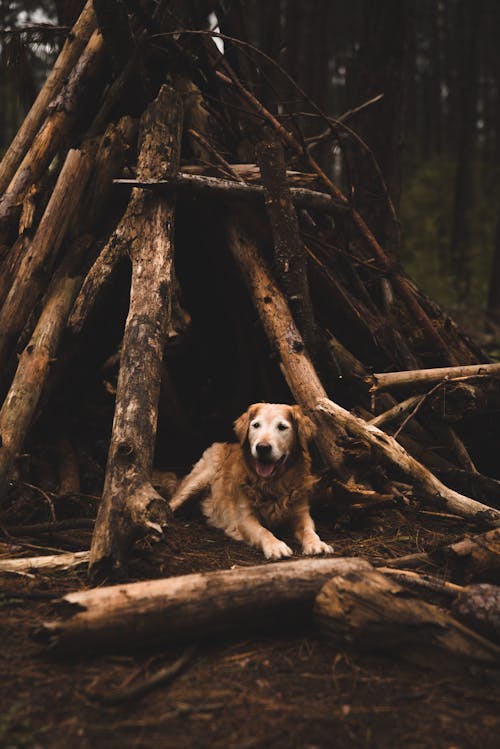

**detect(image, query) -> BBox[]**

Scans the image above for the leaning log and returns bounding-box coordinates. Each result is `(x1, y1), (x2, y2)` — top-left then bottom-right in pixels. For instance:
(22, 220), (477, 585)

(226, 219), (347, 474)
(0, 235), (92, 502)
(0, 1), (96, 195)
(38, 557), (370, 652)
(315, 398), (500, 525)
(314, 568), (500, 665)
(0, 145), (95, 370)
(88, 85), (182, 580)
(0, 28), (106, 245)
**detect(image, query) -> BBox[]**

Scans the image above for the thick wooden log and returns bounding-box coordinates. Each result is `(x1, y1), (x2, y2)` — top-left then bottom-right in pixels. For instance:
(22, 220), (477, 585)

(315, 398), (500, 525)
(0, 235), (93, 502)
(0, 29), (106, 244)
(226, 219), (347, 474)
(452, 584), (500, 641)
(314, 568), (500, 665)
(0, 1), (96, 195)
(257, 140), (318, 357)
(113, 173), (347, 215)
(0, 146), (95, 370)
(435, 526), (500, 582)
(38, 557), (370, 652)
(88, 85), (182, 580)
(370, 364), (500, 392)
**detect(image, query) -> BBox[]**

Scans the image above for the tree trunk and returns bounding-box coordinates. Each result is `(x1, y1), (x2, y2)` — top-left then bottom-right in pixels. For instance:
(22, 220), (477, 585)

(39, 557), (370, 652)
(315, 568), (500, 666)
(88, 85), (183, 580)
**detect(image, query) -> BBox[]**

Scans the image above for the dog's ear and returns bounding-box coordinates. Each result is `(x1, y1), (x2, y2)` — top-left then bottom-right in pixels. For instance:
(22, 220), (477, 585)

(290, 405), (316, 448)
(234, 404), (260, 444)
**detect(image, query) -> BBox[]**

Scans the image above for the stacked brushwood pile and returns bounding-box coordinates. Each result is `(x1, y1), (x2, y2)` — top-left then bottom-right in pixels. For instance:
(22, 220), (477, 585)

(1, 1), (500, 663)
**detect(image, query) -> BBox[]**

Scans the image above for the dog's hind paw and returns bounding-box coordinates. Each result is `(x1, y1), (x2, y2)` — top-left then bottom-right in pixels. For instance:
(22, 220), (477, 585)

(302, 539), (334, 556)
(263, 539), (293, 560)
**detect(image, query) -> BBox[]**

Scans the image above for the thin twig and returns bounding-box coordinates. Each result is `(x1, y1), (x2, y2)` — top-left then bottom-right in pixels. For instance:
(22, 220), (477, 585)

(393, 379), (447, 440)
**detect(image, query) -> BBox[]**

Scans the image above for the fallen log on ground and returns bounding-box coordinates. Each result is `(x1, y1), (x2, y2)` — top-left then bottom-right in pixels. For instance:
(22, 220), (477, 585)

(314, 568), (500, 665)
(0, 550), (89, 575)
(38, 557), (370, 652)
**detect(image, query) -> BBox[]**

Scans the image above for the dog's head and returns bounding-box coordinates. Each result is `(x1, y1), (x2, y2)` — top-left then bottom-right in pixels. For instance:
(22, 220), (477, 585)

(234, 403), (316, 479)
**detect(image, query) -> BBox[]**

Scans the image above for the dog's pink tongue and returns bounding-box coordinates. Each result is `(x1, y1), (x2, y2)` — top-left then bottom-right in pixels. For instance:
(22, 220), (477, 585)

(255, 460), (275, 478)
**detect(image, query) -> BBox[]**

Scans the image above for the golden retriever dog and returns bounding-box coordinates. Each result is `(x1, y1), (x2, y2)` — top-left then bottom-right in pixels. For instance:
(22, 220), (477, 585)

(170, 403), (333, 560)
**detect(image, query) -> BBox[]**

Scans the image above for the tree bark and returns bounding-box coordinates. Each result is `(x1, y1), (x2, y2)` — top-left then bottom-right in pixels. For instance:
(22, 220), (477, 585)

(315, 568), (500, 666)
(0, 1), (96, 195)
(38, 557), (370, 652)
(0, 28), (106, 245)
(0, 234), (93, 503)
(315, 398), (500, 525)
(370, 364), (500, 392)
(226, 219), (347, 474)
(88, 85), (183, 581)
(0, 146), (95, 371)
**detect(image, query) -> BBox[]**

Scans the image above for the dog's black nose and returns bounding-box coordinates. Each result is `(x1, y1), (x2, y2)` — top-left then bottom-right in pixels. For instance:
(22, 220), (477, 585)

(256, 443), (272, 458)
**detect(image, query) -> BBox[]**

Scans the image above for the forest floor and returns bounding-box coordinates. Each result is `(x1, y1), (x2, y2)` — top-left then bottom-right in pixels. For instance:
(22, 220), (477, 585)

(1, 507), (500, 749)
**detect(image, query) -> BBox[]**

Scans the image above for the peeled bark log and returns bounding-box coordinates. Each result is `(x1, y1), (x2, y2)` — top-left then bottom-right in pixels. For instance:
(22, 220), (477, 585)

(315, 568), (500, 665)
(38, 557), (370, 652)
(0, 550), (89, 575)
(370, 363), (500, 392)
(0, 146), (95, 370)
(0, 1), (96, 195)
(88, 85), (182, 580)
(0, 29), (106, 245)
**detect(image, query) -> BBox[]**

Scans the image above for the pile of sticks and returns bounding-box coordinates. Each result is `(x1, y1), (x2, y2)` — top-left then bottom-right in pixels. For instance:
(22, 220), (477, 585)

(1, 1), (500, 656)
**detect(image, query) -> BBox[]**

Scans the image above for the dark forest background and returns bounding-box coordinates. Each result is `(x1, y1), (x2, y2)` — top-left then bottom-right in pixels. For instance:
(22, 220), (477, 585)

(1, 0), (499, 335)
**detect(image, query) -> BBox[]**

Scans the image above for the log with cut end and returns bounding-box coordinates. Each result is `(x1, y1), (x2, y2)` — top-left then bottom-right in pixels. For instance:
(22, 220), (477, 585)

(38, 557), (370, 651)
(314, 568), (500, 666)
(88, 85), (183, 580)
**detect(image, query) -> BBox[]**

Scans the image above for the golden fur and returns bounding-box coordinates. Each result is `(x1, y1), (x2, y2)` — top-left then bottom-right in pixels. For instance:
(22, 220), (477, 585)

(170, 403), (333, 559)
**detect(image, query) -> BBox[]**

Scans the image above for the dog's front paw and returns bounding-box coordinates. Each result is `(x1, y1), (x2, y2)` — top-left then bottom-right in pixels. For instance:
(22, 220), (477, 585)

(263, 538), (293, 560)
(302, 538), (334, 556)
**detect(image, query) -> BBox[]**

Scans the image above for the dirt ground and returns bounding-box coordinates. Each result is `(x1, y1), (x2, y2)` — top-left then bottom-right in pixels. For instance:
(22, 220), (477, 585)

(1, 509), (500, 749)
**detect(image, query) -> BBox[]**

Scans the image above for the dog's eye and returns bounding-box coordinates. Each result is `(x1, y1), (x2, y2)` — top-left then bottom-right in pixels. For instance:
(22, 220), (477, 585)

(277, 423), (289, 431)
(252, 422), (260, 429)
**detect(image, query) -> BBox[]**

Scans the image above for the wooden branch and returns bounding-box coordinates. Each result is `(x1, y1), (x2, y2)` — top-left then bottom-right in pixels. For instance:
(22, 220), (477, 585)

(219, 64), (458, 365)
(226, 219), (347, 474)
(314, 568), (500, 665)
(181, 163), (319, 185)
(88, 85), (183, 580)
(370, 364), (500, 392)
(0, 28), (105, 244)
(0, 1), (96, 195)
(113, 174), (347, 214)
(0, 145), (95, 370)
(257, 139), (318, 356)
(38, 557), (370, 651)
(369, 395), (420, 428)
(0, 551), (89, 575)
(315, 398), (500, 525)
(0, 235), (93, 502)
